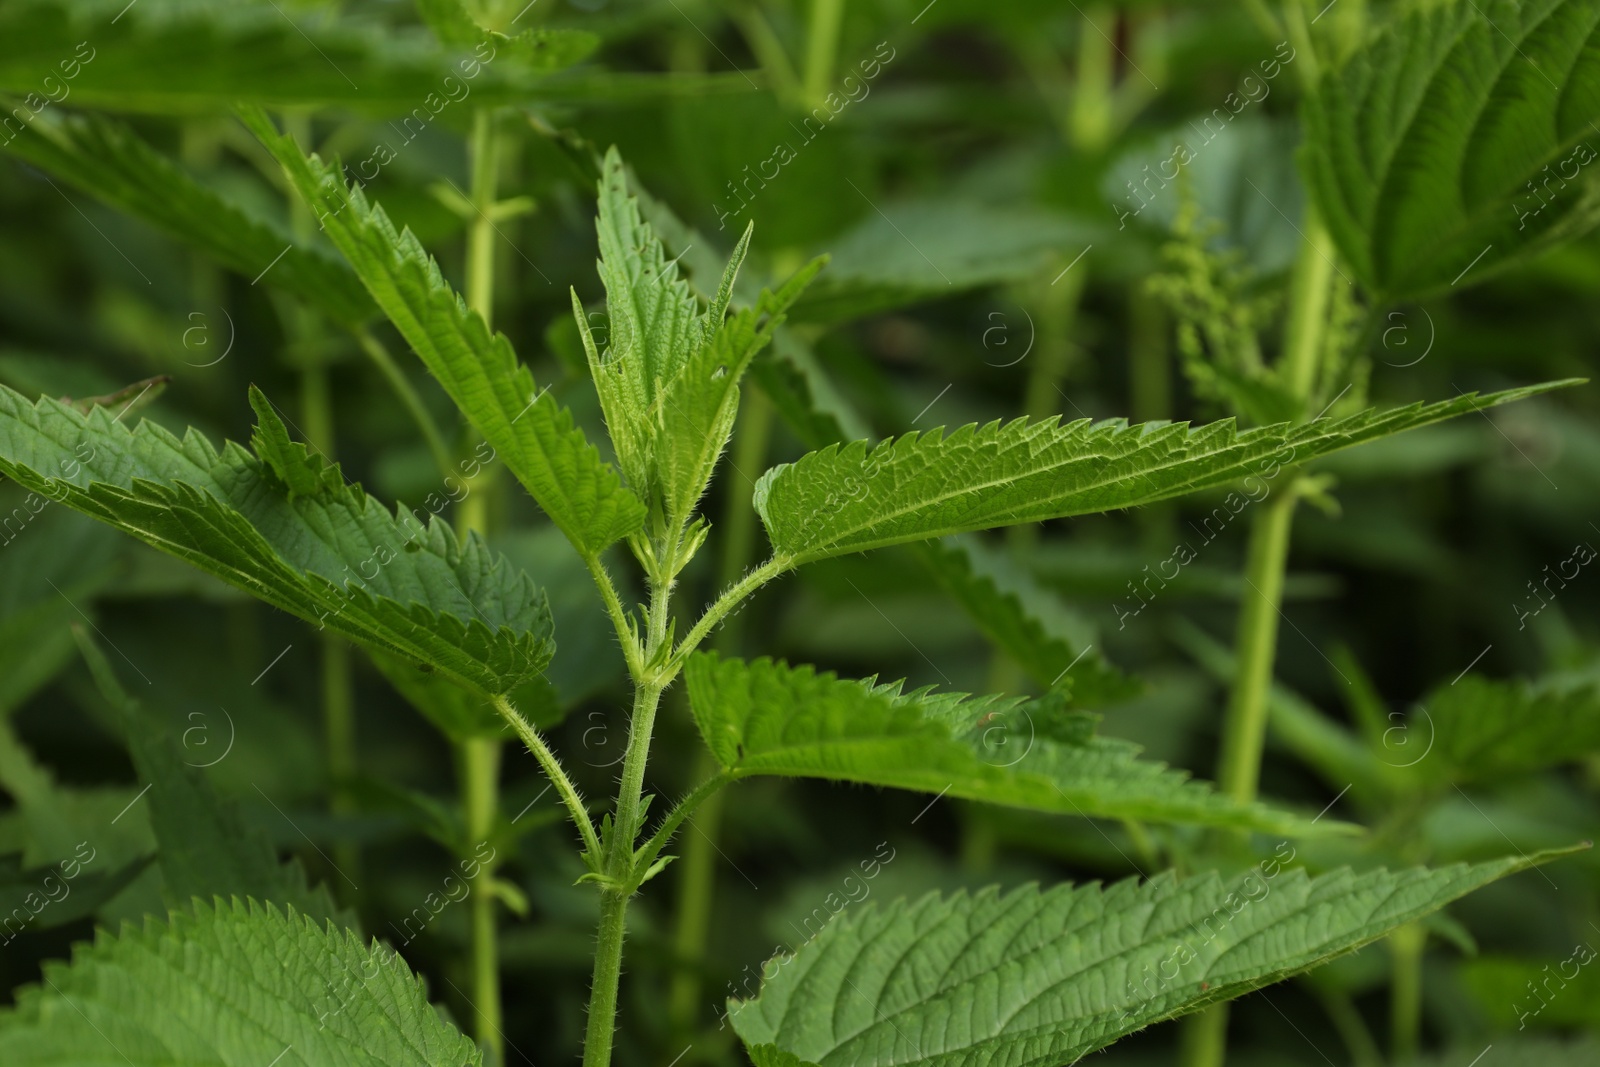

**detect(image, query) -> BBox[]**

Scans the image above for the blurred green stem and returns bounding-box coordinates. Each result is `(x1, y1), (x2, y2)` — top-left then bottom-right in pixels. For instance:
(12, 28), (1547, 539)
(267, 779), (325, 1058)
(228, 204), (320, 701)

(462, 736), (504, 1061)
(732, 2), (801, 105)
(283, 113), (363, 893)
(1178, 1004), (1228, 1067)
(1389, 922), (1425, 1062)
(356, 330), (453, 478)
(667, 388), (775, 1035)
(1183, 208), (1335, 1067)
(467, 109), (501, 326)
(459, 106), (507, 1066)
(1216, 205), (1331, 805)
(1071, 5), (1115, 153)
(802, 0), (845, 108)
(1314, 984), (1382, 1067)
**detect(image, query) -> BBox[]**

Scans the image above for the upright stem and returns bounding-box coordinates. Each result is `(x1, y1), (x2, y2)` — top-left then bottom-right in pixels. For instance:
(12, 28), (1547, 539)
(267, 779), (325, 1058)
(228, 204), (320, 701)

(1389, 921), (1425, 1061)
(584, 674), (668, 1067)
(459, 106), (506, 1065)
(466, 109), (500, 325)
(802, 0), (845, 108)
(1178, 1004), (1229, 1067)
(1182, 208), (1334, 1067)
(1070, 5), (1115, 154)
(1214, 489), (1298, 804)
(462, 736), (504, 1062)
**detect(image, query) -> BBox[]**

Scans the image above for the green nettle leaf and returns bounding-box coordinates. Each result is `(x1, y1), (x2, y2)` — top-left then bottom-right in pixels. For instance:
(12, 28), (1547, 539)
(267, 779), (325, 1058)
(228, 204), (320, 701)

(579, 148), (823, 530)
(1302, 0), (1600, 299)
(754, 383), (1578, 566)
(0, 383), (553, 697)
(0, 898), (481, 1066)
(1414, 674), (1600, 782)
(730, 849), (1582, 1067)
(0, 107), (375, 326)
(0, 0), (596, 114)
(241, 107), (647, 558)
(913, 537), (1136, 707)
(685, 654), (1344, 836)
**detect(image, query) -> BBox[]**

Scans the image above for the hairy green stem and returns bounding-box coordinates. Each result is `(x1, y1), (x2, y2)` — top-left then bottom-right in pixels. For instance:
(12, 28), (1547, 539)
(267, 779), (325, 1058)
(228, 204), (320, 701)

(673, 556), (788, 668)
(633, 772), (735, 891)
(278, 114), (362, 897)
(584, 552), (644, 677)
(583, 673), (667, 1067)
(493, 695), (601, 859)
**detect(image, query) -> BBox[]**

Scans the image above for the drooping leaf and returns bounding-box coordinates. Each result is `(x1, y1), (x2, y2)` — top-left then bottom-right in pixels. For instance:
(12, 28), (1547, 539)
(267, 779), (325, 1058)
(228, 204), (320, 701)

(0, 898), (481, 1066)
(0, 107), (375, 326)
(753, 383), (1579, 566)
(74, 625), (351, 930)
(730, 848), (1583, 1067)
(684, 653), (1348, 836)
(0, 0), (595, 114)
(241, 106), (647, 558)
(0, 383), (553, 697)
(1302, 0), (1600, 299)
(914, 536), (1136, 707)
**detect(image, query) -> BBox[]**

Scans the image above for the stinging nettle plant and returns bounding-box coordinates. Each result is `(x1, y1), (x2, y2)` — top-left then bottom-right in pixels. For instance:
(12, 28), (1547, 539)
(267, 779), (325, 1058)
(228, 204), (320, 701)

(5, 1), (1600, 1060)
(0, 76), (1588, 1066)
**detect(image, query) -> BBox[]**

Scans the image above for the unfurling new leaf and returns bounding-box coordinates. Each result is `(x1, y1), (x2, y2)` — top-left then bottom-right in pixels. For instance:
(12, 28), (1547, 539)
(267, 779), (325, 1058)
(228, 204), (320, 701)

(240, 106), (647, 558)
(579, 148), (823, 539)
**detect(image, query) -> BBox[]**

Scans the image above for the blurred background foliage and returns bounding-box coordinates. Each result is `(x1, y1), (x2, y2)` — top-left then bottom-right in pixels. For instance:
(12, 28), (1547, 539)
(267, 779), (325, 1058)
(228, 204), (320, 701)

(0, 0), (1597, 1064)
